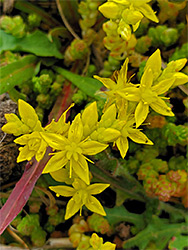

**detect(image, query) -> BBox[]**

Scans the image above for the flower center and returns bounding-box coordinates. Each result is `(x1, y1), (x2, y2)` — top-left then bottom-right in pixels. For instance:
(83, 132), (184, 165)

(65, 142), (82, 160)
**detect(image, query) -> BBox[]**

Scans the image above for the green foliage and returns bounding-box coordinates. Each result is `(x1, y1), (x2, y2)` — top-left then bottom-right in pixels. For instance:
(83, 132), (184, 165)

(105, 206), (145, 232)
(169, 43), (188, 61)
(148, 25), (179, 47)
(0, 29), (63, 58)
(162, 123), (188, 146)
(168, 234), (188, 250)
(0, 15), (26, 38)
(0, 55), (38, 94)
(53, 66), (103, 99)
(17, 214), (40, 236)
(123, 216), (187, 250)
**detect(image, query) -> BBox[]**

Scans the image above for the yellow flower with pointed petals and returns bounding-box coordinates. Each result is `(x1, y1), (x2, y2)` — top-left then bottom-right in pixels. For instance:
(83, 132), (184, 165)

(41, 114), (108, 184)
(2, 99), (43, 136)
(44, 103), (74, 136)
(118, 67), (175, 127)
(14, 131), (48, 162)
(50, 178), (110, 220)
(94, 58), (132, 116)
(89, 233), (116, 250)
(115, 116), (153, 158)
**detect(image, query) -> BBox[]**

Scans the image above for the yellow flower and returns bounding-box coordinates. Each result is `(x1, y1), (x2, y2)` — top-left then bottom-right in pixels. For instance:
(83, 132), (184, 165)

(14, 131), (48, 162)
(89, 233), (116, 250)
(90, 104), (123, 143)
(49, 178), (110, 220)
(118, 67), (175, 127)
(44, 103), (74, 136)
(117, 50), (176, 127)
(2, 99), (43, 136)
(115, 116), (153, 158)
(94, 58), (133, 117)
(99, 0), (158, 40)
(41, 114), (108, 184)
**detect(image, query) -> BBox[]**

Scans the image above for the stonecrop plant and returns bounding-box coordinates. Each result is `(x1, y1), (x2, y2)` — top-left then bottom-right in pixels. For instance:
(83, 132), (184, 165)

(1, 0), (188, 249)
(2, 48), (188, 223)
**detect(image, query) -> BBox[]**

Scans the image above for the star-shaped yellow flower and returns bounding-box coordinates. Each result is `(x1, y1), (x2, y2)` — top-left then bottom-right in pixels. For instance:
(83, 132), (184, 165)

(41, 114), (108, 184)
(50, 178), (110, 220)
(94, 58), (133, 117)
(117, 50), (176, 127)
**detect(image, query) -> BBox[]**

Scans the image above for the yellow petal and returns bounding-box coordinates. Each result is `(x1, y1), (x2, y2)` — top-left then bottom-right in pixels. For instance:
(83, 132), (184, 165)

(135, 101), (149, 128)
(72, 156), (90, 185)
(128, 129), (153, 145)
(116, 137), (129, 158)
(17, 145), (34, 162)
(50, 168), (71, 183)
(35, 139), (48, 162)
(98, 2), (121, 19)
(72, 178), (87, 190)
(68, 114), (83, 143)
(65, 198), (81, 220)
(45, 103), (74, 134)
(85, 195), (106, 216)
(152, 78), (175, 95)
(87, 183), (110, 195)
(145, 49), (161, 80)
(82, 102), (98, 137)
(136, 3), (159, 23)
(118, 58), (129, 84)
(40, 132), (68, 150)
(14, 134), (30, 145)
(171, 72), (188, 88)
(150, 98), (174, 116)
(141, 67), (153, 89)
(18, 99), (40, 130)
(49, 185), (75, 197)
(100, 128), (121, 143)
(100, 104), (117, 126)
(81, 140), (108, 155)
(117, 87), (140, 102)
(2, 113), (30, 136)
(94, 75), (116, 90)
(42, 151), (68, 173)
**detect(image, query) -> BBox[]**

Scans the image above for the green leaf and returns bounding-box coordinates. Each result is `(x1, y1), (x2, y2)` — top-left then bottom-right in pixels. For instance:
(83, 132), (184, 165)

(53, 66), (103, 99)
(123, 216), (187, 250)
(105, 205), (145, 231)
(0, 30), (63, 58)
(0, 55), (38, 94)
(168, 234), (188, 250)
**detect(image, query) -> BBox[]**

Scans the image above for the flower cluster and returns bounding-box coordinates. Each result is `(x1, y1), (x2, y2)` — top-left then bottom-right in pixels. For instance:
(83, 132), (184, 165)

(95, 49), (188, 128)
(99, 0), (159, 41)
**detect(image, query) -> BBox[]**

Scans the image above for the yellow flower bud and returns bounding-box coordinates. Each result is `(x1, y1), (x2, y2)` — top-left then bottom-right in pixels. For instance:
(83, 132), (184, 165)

(122, 9), (143, 25)
(99, 1), (122, 19)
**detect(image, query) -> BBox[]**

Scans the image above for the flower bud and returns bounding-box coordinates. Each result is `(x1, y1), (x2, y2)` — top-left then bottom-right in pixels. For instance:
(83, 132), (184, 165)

(99, 2), (122, 19)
